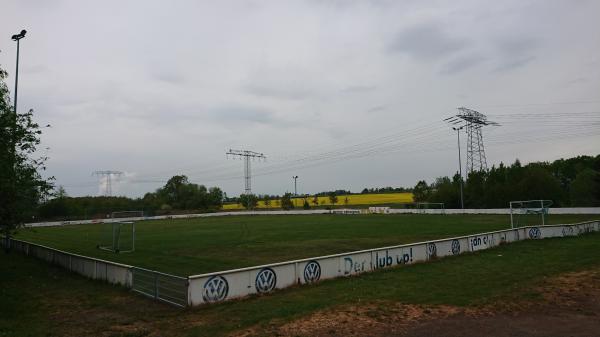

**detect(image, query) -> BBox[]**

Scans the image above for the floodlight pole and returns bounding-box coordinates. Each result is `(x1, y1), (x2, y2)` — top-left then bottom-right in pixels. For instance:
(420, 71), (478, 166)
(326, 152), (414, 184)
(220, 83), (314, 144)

(453, 126), (465, 209)
(292, 176), (298, 195)
(12, 30), (26, 116)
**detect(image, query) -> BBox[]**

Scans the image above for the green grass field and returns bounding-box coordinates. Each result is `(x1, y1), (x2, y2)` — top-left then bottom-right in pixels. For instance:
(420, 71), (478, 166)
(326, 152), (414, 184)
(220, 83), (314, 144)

(2, 232), (600, 337)
(14, 213), (598, 276)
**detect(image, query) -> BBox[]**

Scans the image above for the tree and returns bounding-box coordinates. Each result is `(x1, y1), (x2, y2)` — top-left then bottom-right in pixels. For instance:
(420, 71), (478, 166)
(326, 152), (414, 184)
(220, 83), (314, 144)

(303, 198), (310, 210)
(1, 64), (53, 245)
(281, 193), (294, 210)
(412, 180), (430, 202)
(239, 194), (258, 209)
(516, 167), (564, 206)
(570, 169), (600, 206)
(263, 195), (272, 208)
(328, 192), (338, 206)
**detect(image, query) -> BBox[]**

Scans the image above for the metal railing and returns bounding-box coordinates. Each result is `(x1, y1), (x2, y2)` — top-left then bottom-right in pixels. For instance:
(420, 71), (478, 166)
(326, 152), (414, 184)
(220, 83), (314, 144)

(132, 267), (188, 307)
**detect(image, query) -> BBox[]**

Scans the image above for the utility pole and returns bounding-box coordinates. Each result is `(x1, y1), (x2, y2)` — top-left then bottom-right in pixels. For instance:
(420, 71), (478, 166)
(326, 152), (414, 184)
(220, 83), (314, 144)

(226, 149), (266, 195)
(92, 171), (123, 196)
(452, 126), (465, 209)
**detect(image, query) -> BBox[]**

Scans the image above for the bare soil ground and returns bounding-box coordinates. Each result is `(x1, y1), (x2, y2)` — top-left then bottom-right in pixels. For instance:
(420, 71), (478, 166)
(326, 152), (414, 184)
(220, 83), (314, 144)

(234, 268), (600, 337)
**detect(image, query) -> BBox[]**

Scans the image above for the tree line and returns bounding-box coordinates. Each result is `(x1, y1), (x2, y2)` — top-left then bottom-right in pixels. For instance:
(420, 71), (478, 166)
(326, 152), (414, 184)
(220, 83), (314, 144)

(38, 175), (223, 220)
(413, 155), (600, 208)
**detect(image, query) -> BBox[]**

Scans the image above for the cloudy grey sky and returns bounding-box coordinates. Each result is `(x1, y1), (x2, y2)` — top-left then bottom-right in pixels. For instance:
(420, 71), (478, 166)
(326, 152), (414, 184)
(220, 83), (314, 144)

(1, 0), (599, 198)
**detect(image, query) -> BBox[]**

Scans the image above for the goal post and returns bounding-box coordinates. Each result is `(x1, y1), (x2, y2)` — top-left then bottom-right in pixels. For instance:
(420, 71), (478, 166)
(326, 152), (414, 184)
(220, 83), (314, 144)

(416, 202), (445, 214)
(97, 211), (142, 253)
(509, 200), (553, 229)
(98, 221), (135, 253)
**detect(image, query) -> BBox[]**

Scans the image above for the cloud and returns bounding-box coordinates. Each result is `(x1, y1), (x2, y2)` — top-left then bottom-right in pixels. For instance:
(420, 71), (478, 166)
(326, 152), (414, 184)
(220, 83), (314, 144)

(244, 82), (316, 101)
(341, 85), (377, 93)
(492, 36), (540, 72)
(493, 56), (536, 72)
(440, 54), (487, 75)
(152, 70), (185, 84)
(210, 106), (276, 125)
(367, 105), (386, 113)
(387, 23), (469, 60)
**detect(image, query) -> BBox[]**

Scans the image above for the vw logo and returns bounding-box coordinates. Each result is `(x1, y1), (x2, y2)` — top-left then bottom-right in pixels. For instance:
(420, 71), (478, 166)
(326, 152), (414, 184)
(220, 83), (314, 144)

(427, 243), (437, 258)
(304, 260), (321, 284)
(528, 227), (541, 239)
(255, 268), (277, 293)
(203, 275), (229, 303)
(451, 239), (460, 255)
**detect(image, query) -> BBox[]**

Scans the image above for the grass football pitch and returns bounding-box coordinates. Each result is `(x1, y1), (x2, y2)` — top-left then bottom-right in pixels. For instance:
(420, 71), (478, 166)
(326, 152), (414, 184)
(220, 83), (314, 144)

(15, 213), (599, 276)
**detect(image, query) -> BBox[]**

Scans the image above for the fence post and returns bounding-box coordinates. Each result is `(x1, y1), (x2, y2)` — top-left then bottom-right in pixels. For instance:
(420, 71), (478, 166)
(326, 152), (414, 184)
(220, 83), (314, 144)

(154, 273), (159, 299)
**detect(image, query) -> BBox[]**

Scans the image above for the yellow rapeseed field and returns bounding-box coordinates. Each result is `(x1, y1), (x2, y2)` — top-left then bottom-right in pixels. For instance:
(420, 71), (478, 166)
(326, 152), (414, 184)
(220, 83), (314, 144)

(222, 192), (414, 210)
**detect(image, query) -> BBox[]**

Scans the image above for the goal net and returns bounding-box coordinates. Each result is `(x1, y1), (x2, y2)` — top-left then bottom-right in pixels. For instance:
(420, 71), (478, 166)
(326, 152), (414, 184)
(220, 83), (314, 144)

(97, 211), (142, 253)
(416, 202), (445, 214)
(509, 200), (553, 229)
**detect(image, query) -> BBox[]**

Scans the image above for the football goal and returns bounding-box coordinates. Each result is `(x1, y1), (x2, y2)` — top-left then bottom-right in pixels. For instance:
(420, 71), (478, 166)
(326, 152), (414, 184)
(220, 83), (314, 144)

(97, 211), (142, 253)
(509, 200), (553, 229)
(416, 202), (445, 214)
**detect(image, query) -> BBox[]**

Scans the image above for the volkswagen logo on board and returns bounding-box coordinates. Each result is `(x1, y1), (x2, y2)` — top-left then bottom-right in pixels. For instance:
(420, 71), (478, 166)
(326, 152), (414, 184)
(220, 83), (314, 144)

(451, 239), (460, 255)
(203, 275), (229, 303)
(255, 267), (277, 293)
(528, 227), (541, 239)
(303, 260), (321, 284)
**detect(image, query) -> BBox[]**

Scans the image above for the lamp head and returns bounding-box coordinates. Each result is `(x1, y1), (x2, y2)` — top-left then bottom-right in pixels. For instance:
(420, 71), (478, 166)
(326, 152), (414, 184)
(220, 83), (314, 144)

(11, 29), (27, 41)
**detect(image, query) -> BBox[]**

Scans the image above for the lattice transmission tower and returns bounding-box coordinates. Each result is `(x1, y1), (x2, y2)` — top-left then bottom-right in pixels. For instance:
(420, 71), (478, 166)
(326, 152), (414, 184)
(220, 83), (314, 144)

(444, 107), (499, 173)
(226, 149), (266, 195)
(92, 170), (123, 196)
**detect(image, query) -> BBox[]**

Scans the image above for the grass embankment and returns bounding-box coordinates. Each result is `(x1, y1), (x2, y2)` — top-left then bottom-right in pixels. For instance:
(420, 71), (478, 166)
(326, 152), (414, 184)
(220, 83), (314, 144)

(15, 214), (598, 276)
(1, 232), (599, 336)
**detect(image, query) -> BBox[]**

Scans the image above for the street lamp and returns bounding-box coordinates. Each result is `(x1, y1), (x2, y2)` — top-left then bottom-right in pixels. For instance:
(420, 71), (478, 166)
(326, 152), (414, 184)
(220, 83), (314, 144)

(292, 176), (298, 207)
(292, 176), (298, 196)
(11, 29), (27, 115)
(452, 126), (465, 209)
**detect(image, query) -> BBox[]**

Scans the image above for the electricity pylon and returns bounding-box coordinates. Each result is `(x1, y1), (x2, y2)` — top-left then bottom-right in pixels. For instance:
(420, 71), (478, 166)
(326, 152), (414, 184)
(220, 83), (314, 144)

(444, 107), (499, 173)
(226, 149), (266, 195)
(92, 170), (123, 196)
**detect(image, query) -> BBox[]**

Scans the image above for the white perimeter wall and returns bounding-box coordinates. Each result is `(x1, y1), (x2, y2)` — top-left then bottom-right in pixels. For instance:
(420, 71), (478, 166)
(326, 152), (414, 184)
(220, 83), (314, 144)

(187, 221), (599, 306)
(25, 207), (600, 228)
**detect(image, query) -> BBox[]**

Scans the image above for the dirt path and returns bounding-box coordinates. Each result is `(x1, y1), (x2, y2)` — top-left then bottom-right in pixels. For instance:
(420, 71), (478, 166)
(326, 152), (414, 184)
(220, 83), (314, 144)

(237, 269), (600, 337)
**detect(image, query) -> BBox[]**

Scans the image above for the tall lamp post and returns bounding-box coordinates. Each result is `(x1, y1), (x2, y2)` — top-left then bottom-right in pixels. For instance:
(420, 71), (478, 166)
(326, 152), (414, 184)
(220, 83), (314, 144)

(11, 29), (27, 115)
(452, 126), (465, 209)
(292, 175), (298, 207)
(292, 175), (298, 195)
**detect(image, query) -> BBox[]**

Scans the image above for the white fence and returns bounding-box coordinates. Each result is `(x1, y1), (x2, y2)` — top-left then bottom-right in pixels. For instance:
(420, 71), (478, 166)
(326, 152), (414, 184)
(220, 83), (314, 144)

(5, 220), (599, 307)
(187, 220), (599, 306)
(2, 238), (188, 307)
(24, 207), (600, 228)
